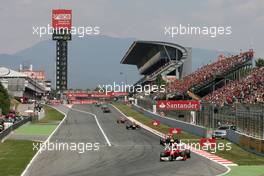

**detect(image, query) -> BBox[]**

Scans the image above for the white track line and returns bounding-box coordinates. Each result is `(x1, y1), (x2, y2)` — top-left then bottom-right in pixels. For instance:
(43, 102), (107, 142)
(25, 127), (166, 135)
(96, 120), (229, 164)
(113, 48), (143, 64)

(112, 104), (231, 176)
(21, 105), (68, 176)
(70, 108), (112, 147)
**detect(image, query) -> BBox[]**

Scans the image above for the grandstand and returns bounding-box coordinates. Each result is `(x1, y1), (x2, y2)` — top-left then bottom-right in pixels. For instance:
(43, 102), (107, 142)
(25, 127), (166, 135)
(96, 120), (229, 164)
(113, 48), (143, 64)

(121, 41), (192, 86)
(167, 50), (254, 99)
(122, 41), (254, 103)
(203, 67), (264, 106)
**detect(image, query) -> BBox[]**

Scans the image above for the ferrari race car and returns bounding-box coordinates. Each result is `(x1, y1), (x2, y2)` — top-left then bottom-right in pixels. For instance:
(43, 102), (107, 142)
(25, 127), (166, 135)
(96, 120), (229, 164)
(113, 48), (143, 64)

(126, 122), (140, 130)
(117, 117), (127, 124)
(160, 143), (191, 161)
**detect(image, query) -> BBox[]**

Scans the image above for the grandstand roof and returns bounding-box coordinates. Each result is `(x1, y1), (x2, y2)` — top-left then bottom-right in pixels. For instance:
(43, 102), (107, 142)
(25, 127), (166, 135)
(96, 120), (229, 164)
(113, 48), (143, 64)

(120, 41), (188, 65)
(0, 67), (27, 78)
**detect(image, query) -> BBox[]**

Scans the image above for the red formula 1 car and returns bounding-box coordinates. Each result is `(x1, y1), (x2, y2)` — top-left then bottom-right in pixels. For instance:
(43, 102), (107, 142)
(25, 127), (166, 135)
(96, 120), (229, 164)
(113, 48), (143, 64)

(117, 117), (127, 124)
(160, 143), (191, 161)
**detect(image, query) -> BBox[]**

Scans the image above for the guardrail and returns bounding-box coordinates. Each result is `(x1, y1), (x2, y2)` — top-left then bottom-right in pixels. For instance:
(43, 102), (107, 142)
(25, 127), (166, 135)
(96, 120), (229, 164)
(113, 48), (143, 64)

(227, 130), (264, 157)
(0, 116), (33, 141)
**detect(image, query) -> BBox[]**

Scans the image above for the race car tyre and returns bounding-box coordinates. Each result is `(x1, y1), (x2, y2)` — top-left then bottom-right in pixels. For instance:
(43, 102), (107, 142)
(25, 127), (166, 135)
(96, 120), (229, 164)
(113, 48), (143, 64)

(160, 139), (164, 145)
(185, 149), (191, 158)
(160, 152), (167, 157)
(169, 155), (173, 161)
(180, 151), (187, 161)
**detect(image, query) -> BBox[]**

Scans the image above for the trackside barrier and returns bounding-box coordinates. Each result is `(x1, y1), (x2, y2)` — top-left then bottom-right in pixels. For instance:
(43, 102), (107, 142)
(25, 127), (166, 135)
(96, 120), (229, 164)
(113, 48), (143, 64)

(132, 104), (208, 137)
(0, 116), (32, 141)
(227, 130), (264, 157)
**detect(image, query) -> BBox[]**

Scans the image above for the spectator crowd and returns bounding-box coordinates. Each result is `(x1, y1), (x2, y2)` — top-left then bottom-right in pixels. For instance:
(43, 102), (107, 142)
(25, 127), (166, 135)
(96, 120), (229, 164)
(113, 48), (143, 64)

(166, 50), (254, 94)
(203, 67), (264, 106)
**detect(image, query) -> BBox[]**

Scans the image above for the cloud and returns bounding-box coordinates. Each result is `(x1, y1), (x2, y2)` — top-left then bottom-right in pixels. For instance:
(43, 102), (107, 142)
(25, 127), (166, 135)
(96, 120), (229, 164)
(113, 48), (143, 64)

(0, 0), (263, 57)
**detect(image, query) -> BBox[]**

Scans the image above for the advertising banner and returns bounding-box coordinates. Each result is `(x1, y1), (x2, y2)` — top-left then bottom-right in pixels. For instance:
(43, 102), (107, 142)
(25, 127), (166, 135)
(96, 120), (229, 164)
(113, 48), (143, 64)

(169, 128), (182, 134)
(199, 138), (217, 148)
(52, 9), (72, 29)
(91, 93), (112, 98)
(21, 71), (45, 80)
(152, 120), (160, 126)
(66, 93), (89, 98)
(157, 100), (200, 111)
(71, 100), (97, 104)
(108, 92), (128, 96)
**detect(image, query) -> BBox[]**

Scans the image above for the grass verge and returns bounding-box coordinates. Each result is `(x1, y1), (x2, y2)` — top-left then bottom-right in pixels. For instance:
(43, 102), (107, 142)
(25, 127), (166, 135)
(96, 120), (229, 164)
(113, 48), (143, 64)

(0, 140), (40, 176)
(39, 105), (64, 123)
(15, 124), (57, 136)
(4, 105), (64, 175)
(225, 165), (264, 176)
(114, 103), (264, 166)
(14, 105), (64, 136)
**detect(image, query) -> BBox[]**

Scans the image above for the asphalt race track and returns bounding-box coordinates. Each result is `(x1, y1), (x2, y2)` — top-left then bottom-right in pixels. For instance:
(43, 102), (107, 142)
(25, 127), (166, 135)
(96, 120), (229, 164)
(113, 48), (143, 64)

(23, 104), (227, 176)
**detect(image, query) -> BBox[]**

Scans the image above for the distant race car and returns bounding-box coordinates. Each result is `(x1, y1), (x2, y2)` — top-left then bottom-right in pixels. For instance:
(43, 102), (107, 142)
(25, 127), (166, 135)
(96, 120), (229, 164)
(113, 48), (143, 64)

(95, 102), (101, 107)
(160, 143), (191, 161)
(117, 117), (127, 124)
(101, 105), (111, 113)
(160, 134), (180, 146)
(126, 122), (140, 130)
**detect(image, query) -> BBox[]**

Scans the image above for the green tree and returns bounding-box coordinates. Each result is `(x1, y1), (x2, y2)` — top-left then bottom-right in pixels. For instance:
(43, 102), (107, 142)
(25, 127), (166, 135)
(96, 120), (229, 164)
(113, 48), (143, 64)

(49, 89), (58, 99)
(255, 58), (264, 68)
(155, 74), (166, 87)
(0, 83), (10, 115)
(94, 86), (105, 92)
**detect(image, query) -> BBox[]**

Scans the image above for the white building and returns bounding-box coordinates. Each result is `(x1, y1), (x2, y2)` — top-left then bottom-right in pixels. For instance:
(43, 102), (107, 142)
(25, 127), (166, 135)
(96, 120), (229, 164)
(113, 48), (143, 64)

(0, 67), (47, 97)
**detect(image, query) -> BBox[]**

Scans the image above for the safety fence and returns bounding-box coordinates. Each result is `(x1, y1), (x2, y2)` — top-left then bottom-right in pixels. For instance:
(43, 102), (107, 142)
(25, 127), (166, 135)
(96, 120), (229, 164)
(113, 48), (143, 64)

(137, 99), (264, 139)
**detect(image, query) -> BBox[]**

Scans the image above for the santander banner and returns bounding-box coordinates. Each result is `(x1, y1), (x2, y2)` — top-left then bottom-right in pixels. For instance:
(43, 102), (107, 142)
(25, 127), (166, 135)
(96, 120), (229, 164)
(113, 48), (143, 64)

(157, 100), (200, 111)
(52, 9), (72, 29)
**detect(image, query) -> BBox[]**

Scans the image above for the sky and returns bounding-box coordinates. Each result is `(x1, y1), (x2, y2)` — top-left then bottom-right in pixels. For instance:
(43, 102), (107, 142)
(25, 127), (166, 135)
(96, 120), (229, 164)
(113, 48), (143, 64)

(0, 0), (263, 57)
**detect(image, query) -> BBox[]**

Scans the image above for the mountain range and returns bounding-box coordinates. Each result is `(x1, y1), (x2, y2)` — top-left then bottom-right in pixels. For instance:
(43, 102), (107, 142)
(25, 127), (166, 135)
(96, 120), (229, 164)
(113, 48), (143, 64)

(0, 35), (235, 89)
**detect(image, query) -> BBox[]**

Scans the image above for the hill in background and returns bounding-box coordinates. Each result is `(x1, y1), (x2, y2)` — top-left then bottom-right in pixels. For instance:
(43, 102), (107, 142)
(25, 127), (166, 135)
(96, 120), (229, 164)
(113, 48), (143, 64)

(0, 36), (235, 89)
